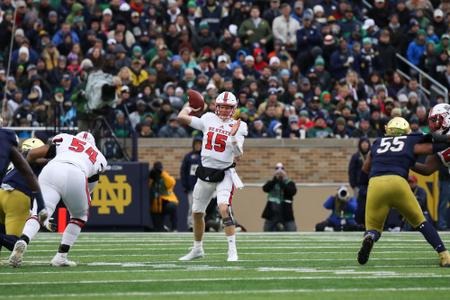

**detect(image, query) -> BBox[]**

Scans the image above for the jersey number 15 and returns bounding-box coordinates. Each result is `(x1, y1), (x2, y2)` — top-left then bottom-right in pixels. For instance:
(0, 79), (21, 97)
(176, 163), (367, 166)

(68, 138), (98, 164)
(376, 136), (406, 154)
(205, 132), (228, 152)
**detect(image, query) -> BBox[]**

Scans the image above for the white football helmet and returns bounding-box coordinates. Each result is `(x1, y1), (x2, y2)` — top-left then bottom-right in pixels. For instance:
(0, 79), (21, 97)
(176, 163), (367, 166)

(76, 131), (96, 145)
(215, 91), (237, 120)
(428, 103), (450, 134)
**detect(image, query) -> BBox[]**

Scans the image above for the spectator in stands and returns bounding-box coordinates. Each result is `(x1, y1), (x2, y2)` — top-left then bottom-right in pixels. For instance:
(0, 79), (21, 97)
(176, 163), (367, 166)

(262, 162), (297, 231)
(333, 117), (351, 139)
(238, 6), (272, 48)
(0, 0), (445, 141)
(306, 116), (333, 138)
(113, 110), (131, 138)
(351, 117), (378, 138)
(180, 136), (202, 230)
(149, 161), (178, 232)
(330, 38), (354, 80)
(406, 29), (427, 66)
(315, 186), (361, 231)
(158, 113), (188, 138)
(348, 138), (371, 225)
(272, 3), (300, 52)
(248, 118), (269, 138)
(263, 0), (281, 26)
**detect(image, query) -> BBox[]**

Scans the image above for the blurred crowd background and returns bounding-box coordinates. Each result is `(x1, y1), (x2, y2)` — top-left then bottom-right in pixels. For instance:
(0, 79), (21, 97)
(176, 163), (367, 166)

(0, 0), (449, 140)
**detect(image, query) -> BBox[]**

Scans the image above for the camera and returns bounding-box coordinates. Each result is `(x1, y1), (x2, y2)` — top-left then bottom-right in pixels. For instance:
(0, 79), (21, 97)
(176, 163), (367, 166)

(85, 71), (118, 112)
(337, 186), (348, 201)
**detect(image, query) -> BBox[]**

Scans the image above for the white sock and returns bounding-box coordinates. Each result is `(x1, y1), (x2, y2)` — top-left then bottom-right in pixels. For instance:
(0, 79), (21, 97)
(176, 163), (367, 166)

(22, 218), (41, 241)
(61, 223), (82, 246)
(227, 234), (236, 251)
(194, 240), (203, 249)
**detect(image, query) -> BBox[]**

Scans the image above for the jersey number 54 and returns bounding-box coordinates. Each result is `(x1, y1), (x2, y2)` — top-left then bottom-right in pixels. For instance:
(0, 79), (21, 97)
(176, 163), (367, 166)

(68, 138), (98, 164)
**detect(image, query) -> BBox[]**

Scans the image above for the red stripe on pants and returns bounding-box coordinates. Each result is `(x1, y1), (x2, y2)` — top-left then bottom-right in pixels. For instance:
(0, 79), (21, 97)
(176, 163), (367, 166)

(85, 178), (91, 206)
(58, 208), (67, 233)
(228, 185), (235, 206)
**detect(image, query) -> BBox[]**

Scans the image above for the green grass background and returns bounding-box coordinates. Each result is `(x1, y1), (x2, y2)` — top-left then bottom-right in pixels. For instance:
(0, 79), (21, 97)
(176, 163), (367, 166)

(1, 232), (449, 300)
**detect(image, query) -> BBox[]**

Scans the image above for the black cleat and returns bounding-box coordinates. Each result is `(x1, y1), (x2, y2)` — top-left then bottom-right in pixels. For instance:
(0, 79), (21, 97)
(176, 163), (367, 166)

(357, 234), (374, 265)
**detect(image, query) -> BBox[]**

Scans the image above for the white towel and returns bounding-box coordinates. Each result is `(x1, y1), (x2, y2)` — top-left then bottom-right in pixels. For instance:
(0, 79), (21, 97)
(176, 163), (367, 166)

(229, 168), (244, 189)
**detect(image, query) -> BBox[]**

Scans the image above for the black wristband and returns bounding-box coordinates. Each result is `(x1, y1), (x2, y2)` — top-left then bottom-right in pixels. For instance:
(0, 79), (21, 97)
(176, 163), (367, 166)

(32, 191), (45, 212)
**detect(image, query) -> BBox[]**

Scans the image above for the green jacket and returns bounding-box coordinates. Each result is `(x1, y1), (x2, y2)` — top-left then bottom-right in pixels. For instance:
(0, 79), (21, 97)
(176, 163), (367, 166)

(262, 176), (297, 221)
(238, 18), (273, 46)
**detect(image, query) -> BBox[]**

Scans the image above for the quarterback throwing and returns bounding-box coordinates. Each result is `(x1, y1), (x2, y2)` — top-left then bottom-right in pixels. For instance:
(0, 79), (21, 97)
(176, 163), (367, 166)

(177, 91), (247, 262)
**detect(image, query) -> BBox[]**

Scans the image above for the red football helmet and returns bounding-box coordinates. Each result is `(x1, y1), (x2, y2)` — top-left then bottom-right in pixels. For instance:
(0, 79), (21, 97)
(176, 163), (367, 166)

(215, 91), (237, 120)
(428, 103), (450, 134)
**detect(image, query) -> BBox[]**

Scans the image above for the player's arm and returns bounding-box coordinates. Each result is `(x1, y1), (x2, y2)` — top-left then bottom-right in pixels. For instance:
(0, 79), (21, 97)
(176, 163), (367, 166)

(230, 119), (245, 158)
(26, 144), (52, 163)
(177, 106), (193, 125)
(177, 105), (205, 131)
(412, 155), (441, 176)
(10, 146), (48, 223)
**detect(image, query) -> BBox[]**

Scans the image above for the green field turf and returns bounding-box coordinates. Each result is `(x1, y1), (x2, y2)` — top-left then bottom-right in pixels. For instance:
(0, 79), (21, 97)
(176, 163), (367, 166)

(1, 232), (449, 300)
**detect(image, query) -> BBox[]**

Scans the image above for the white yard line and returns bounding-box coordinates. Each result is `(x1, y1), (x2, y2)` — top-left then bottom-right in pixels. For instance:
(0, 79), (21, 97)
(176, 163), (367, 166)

(2, 287), (450, 298)
(0, 264), (437, 276)
(22, 245), (437, 252)
(8, 254), (438, 262)
(0, 274), (449, 286)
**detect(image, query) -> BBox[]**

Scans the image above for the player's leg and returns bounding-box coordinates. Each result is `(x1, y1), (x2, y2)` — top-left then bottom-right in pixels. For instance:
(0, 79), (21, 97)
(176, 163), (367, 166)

(4, 190), (31, 236)
(9, 183), (60, 267)
(163, 201), (178, 231)
(187, 191), (194, 230)
(358, 177), (391, 265)
(52, 168), (90, 267)
(0, 190), (29, 253)
(394, 179), (450, 267)
(179, 179), (215, 261)
(216, 172), (238, 261)
(0, 190), (6, 252)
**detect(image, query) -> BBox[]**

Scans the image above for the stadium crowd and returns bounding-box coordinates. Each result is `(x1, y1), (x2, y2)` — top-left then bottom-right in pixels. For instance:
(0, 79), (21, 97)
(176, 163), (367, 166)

(0, 0), (449, 139)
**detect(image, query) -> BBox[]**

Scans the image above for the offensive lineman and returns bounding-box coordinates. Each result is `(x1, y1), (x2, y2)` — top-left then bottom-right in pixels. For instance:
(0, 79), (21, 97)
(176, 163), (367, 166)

(177, 91), (247, 262)
(9, 131), (107, 267)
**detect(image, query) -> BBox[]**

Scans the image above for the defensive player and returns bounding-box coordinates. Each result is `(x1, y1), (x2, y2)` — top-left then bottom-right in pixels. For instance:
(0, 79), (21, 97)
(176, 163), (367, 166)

(0, 138), (49, 253)
(0, 129), (47, 232)
(358, 117), (450, 267)
(9, 131), (107, 267)
(177, 91), (247, 262)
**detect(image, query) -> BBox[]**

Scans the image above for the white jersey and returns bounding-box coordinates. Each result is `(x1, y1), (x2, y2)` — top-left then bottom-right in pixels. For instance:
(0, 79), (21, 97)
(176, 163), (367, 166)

(190, 112), (247, 169)
(50, 133), (107, 178)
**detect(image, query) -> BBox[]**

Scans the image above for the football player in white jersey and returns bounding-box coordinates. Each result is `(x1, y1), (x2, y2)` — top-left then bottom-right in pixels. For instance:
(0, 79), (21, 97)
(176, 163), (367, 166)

(412, 104), (450, 237)
(413, 103), (450, 174)
(177, 91), (248, 262)
(9, 131), (107, 267)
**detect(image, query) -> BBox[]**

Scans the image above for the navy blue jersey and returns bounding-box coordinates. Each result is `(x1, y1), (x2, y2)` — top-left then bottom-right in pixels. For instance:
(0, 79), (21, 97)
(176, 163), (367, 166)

(369, 133), (427, 179)
(2, 162), (43, 197)
(0, 128), (18, 182)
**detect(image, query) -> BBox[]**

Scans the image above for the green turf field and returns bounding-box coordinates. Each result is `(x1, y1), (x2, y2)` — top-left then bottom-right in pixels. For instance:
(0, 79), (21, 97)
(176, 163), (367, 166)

(1, 232), (449, 300)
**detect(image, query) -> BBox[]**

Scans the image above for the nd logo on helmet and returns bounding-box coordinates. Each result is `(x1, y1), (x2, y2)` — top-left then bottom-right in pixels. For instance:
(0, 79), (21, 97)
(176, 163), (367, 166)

(91, 175), (132, 214)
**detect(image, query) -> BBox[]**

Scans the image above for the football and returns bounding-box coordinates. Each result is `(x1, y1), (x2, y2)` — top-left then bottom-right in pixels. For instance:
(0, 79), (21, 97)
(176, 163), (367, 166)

(187, 89), (205, 111)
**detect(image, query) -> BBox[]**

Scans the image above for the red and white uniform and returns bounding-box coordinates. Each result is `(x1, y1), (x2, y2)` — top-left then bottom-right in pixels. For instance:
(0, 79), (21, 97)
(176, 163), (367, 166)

(428, 104), (450, 170)
(35, 134), (107, 221)
(189, 112), (247, 212)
